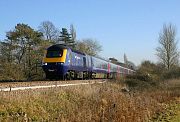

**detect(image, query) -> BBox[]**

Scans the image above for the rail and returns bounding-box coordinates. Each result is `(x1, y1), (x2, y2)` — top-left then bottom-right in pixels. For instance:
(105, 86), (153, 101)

(0, 80), (106, 92)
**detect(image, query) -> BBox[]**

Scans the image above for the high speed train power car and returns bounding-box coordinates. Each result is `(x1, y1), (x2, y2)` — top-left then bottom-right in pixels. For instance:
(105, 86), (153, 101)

(42, 44), (134, 80)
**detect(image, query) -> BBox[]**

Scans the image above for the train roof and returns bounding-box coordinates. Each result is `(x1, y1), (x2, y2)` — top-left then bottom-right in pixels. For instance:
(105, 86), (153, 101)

(71, 49), (86, 55)
(47, 44), (69, 50)
(47, 44), (86, 55)
(92, 56), (109, 62)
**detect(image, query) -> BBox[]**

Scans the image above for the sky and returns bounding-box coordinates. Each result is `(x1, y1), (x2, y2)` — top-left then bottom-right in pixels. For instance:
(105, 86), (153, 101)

(1, 0), (180, 65)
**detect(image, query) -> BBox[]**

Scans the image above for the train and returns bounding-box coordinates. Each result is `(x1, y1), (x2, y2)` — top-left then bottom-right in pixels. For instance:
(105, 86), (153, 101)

(42, 44), (135, 80)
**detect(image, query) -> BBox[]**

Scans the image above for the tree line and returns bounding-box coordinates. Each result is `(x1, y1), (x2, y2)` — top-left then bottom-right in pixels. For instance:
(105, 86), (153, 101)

(0, 21), (102, 80)
(0, 22), (179, 81)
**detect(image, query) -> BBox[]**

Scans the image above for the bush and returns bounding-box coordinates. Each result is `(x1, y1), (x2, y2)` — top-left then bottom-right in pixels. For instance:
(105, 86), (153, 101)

(126, 74), (152, 82)
(125, 73), (159, 90)
(161, 67), (180, 80)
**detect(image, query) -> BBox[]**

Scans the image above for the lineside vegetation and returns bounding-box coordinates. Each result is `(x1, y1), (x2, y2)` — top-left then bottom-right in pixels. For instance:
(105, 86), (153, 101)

(0, 78), (179, 121)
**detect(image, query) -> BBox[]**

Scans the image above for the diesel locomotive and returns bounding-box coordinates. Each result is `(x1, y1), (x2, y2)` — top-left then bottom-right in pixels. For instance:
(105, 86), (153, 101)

(42, 44), (134, 80)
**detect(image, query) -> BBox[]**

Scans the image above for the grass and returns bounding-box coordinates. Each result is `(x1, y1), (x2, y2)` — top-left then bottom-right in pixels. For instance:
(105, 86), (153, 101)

(169, 101), (180, 122)
(151, 98), (180, 122)
(0, 79), (179, 121)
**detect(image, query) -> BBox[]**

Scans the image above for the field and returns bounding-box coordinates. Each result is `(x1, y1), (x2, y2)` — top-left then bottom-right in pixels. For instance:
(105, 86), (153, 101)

(0, 79), (179, 122)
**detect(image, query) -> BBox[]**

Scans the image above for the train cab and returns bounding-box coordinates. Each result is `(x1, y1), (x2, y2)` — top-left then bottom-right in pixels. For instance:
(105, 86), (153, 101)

(42, 44), (69, 79)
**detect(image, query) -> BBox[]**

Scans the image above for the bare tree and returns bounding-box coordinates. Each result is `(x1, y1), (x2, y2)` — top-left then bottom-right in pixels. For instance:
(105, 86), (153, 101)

(156, 23), (179, 70)
(38, 21), (59, 41)
(76, 39), (102, 56)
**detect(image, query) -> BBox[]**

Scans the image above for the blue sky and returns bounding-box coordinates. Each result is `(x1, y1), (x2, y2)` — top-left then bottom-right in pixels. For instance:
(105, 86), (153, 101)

(1, 0), (180, 65)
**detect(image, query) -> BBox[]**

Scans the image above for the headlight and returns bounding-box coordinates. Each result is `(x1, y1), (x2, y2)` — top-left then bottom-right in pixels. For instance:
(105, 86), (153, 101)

(57, 62), (64, 65)
(42, 62), (47, 65)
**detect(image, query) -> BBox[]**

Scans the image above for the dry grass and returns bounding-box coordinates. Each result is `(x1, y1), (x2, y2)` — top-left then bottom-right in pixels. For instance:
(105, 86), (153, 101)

(0, 79), (179, 122)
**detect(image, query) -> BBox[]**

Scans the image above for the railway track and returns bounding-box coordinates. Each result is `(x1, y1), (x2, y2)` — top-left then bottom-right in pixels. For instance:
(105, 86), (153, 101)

(0, 79), (107, 92)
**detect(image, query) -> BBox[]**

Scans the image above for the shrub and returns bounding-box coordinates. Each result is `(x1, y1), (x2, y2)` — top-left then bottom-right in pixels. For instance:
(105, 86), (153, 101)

(125, 73), (159, 91)
(161, 67), (180, 80)
(126, 73), (152, 82)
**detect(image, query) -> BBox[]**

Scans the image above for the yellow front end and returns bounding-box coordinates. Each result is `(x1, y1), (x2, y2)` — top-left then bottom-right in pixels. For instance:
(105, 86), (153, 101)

(43, 49), (67, 63)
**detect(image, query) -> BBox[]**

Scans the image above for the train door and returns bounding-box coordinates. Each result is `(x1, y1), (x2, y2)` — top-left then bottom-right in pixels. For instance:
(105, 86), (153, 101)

(83, 57), (86, 68)
(82, 57), (87, 79)
(107, 63), (110, 78)
(68, 50), (72, 66)
(86, 55), (90, 69)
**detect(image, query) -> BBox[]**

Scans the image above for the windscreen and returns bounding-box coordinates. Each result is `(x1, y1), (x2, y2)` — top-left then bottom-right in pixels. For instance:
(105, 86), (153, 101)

(46, 50), (63, 58)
